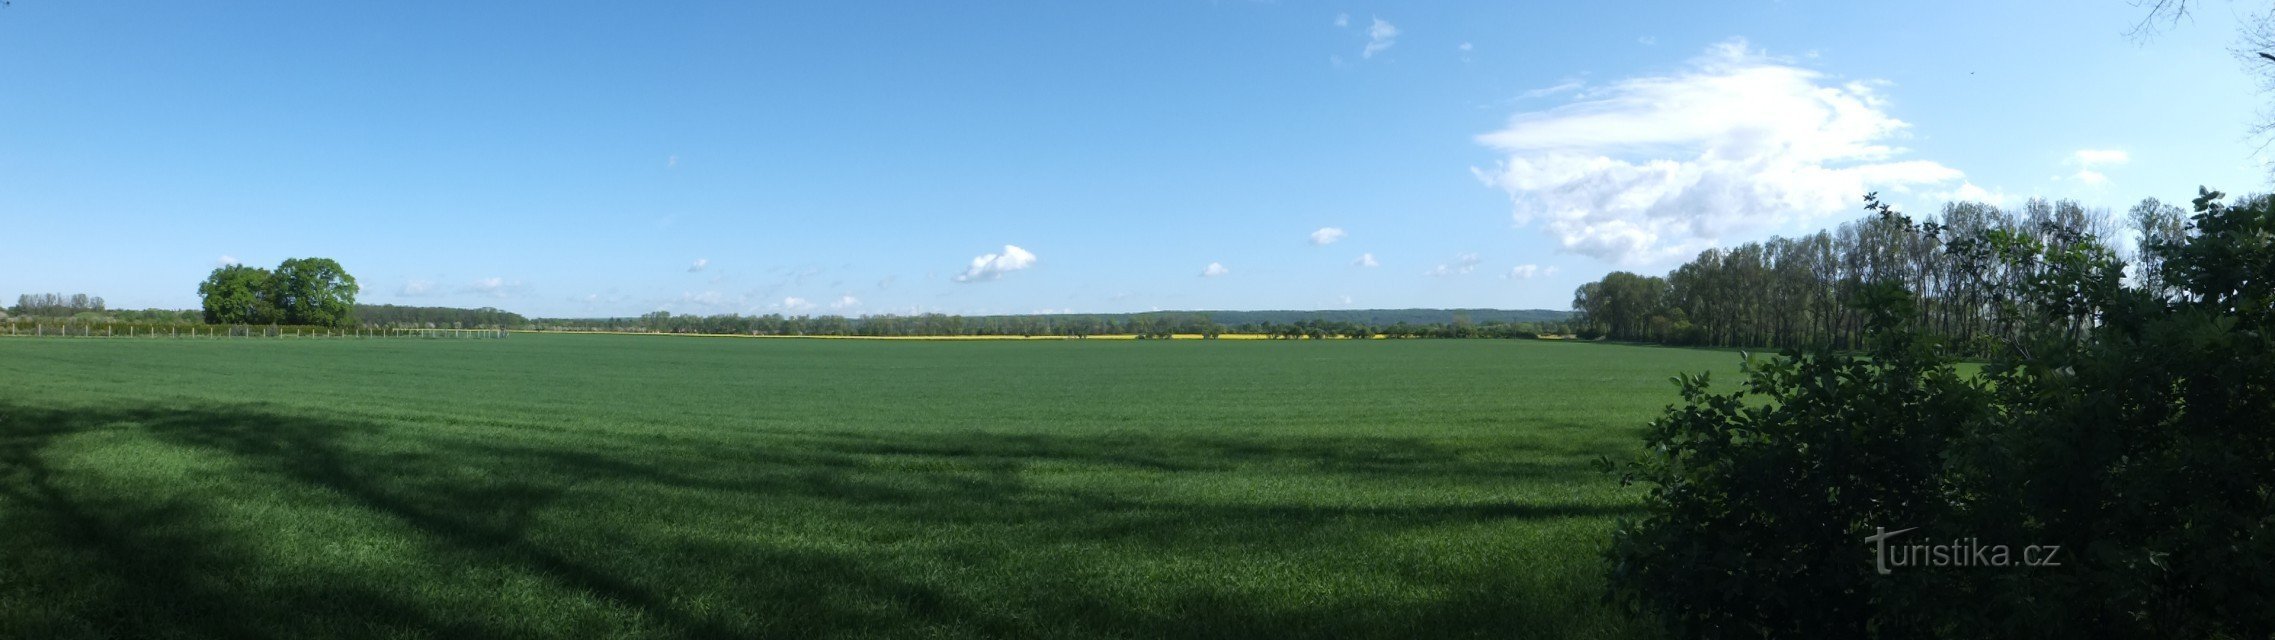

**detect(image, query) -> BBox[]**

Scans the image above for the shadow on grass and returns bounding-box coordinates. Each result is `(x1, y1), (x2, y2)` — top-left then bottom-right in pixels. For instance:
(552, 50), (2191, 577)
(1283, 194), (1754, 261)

(0, 400), (1646, 639)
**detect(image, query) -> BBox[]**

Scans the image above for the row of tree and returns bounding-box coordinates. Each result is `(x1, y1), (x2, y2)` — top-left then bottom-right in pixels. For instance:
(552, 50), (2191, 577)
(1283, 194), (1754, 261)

(9, 293), (106, 317)
(1570, 195), (2189, 353)
(530, 310), (1562, 339)
(353, 304), (526, 328)
(197, 258), (360, 327)
(1605, 188), (2275, 637)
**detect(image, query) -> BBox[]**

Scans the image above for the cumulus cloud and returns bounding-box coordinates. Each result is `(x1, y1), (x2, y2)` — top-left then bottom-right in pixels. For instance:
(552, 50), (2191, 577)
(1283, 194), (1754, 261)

(465, 277), (526, 298)
(1473, 39), (1963, 265)
(1425, 253), (1482, 277)
(1310, 227), (1347, 245)
(1504, 264), (1558, 280)
(688, 258), (709, 272)
(1353, 252), (1380, 268)
(2069, 149), (2127, 186)
(216, 255), (240, 267)
(1364, 18), (1398, 58)
(781, 296), (814, 312)
(1200, 262), (1230, 277)
(1947, 181), (2011, 207)
(953, 245), (1037, 283)
(399, 279), (437, 296)
(830, 294), (860, 310)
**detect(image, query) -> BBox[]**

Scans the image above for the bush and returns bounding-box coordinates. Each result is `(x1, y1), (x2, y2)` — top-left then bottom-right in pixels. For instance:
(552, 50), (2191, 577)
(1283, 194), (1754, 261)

(1603, 190), (2275, 639)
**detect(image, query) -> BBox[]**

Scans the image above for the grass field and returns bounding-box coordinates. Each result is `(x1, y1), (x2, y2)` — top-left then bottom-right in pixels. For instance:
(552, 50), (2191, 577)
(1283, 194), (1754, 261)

(0, 334), (1742, 639)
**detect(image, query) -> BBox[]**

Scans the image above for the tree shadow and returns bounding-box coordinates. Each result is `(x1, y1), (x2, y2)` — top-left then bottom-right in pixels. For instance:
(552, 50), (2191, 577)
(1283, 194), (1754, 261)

(0, 399), (1646, 639)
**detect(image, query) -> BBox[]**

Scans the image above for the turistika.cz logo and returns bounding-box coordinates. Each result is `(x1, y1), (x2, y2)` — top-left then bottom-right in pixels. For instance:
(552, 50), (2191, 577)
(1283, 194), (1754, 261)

(1865, 527), (2063, 575)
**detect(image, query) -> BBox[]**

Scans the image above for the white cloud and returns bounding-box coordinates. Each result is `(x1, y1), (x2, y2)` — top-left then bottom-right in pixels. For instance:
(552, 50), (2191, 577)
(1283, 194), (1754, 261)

(1333, 12), (1349, 27)
(1459, 42), (1473, 52)
(1310, 227), (1347, 245)
(1473, 39), (1963, 265)
(667, 155), (679, 169)
(1200, 262), (1230, 277)
(2067, 149), (2126, 187)
(399, 279), (436, 296)
(2072, 149), (2129, 166)
(465, 277), (525, 299)
(1504, 264), (1558, 280)
(1426, 253), (1482, 277)
(829, 294), (860, 310)
(1364, 18), (1398, 58)
(216, 255), (240, 267)
(688, 258), (709, 272)
(1638, 35), (1657, 46)
(953, 244), (1037, 282)
(1948, 181), (2011, 206)
(1353, 252), (1380, 268)
(1518, 80), (1587, 101)
(781, 296), (814, 312)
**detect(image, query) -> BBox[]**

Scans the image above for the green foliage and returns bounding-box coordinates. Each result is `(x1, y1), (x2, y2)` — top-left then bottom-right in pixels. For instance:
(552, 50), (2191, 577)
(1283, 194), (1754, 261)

(197, 259), (359, 327)
(197, 264), (276, 324)
(1606, 190), (2275, 638)
(270, 258), (359, 327)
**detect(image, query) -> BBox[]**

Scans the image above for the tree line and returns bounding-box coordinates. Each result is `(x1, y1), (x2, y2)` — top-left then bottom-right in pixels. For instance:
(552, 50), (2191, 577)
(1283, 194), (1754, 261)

(531, 310), (1563, 339)
(1604, 189), (2275, 637)
(9, 293), (107, 317)
(1570, 195), (2187, 353)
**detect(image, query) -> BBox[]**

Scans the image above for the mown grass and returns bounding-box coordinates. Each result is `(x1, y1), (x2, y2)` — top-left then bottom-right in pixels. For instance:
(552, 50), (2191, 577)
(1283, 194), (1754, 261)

(0, 334), (1742, 639)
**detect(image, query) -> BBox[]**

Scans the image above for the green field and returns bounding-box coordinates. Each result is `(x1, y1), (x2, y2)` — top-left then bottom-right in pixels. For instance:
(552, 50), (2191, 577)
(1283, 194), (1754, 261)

(0, 334), (1741, 639)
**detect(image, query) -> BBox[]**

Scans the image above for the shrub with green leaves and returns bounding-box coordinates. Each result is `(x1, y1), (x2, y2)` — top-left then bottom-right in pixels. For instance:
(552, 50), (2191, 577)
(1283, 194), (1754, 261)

(1605, 190), (2275, 639)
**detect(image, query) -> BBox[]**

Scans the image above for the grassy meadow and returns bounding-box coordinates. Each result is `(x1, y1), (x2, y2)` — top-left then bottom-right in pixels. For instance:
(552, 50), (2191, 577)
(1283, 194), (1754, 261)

(0, 334), (1743, 639)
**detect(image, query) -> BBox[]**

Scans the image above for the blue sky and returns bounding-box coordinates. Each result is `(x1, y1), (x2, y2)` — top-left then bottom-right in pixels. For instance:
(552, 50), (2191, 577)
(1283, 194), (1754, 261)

(1, 1), (2264, 317)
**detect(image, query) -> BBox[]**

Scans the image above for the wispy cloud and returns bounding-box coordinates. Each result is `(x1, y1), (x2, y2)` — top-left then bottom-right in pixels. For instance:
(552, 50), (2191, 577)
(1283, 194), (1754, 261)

(216, 255), (240, 267)
(1503, 264), (1558, 280)
(688, 258), (709, 272)
(953, 245), (1037, 283)
(1333, 12), (1349, 28)
(1353, 252), (1380, 268)
(829, 294), (860, 310)
(1310, 227), (1347, 245)
(1473, 38), (1962, 265)
(1425, 253), (1482, 277)
(1364, 18), (1399, 58)
(465, 277), (526, 299)
(780, 296), (815, 312)
(1517, 79), (1586, 101)
(1200, 262), (1230, 277)
(399, 279), (436, 296)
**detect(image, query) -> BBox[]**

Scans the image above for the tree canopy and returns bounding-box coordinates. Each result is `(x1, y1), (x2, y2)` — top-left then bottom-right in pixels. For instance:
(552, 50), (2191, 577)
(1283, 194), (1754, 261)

(197, 258), (357, 327)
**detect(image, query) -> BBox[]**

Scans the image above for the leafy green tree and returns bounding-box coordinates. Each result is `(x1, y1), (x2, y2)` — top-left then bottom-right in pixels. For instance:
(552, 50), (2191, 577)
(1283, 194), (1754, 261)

(197, 265), (276, 324)
(269, 258), (359, 327)
(1605, 191), (2275, 638)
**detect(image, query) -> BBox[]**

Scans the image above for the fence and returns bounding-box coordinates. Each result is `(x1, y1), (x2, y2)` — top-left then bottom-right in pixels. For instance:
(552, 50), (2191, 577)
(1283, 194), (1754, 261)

(0, 323), (508, 339)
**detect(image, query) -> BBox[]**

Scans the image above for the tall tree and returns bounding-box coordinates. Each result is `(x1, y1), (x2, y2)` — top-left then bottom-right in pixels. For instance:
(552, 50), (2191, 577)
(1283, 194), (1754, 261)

(269, 258), (359, 327)
(197, 265), (275, 324)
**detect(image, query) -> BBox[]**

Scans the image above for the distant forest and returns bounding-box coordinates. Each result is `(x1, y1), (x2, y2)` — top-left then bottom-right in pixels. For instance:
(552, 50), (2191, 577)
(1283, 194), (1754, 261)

(1569, 195), (2191, 353)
